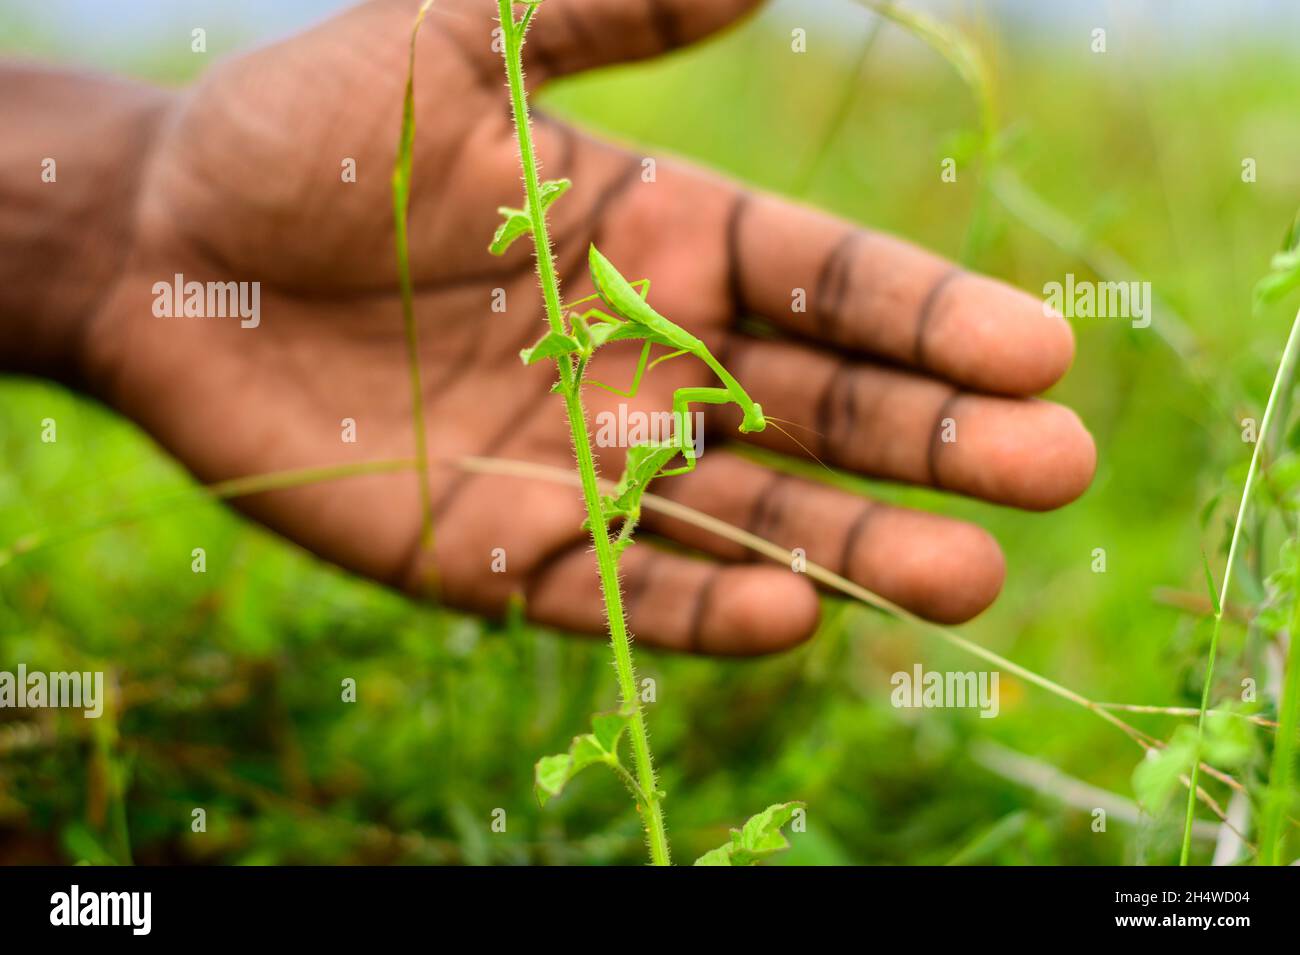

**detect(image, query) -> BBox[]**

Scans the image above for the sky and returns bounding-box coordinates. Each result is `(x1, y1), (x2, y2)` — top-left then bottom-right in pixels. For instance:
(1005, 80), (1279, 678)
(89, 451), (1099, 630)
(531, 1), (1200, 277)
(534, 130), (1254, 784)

(0, 0), (1294, 43)
(3, 0), (1298, 63)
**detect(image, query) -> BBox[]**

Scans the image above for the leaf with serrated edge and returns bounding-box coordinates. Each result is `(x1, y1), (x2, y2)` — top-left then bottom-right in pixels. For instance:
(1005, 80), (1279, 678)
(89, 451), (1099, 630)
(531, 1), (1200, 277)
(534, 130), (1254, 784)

(591, 712), (628, 751)
(519, 330), (580, 365)
(1253, 209), (1300, 310)
(609, 445), (679, 522)
(489, 208), (531, 256)
(539, 178), (571, 208)
(693, 846), (733, 866)
(533, 711), (631, 806)
(489, 180), (570, 256)
(692, 801), (805, 866)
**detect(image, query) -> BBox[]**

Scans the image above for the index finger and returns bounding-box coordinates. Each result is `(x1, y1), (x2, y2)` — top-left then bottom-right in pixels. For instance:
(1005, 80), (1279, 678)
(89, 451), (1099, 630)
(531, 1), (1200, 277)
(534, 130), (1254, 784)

(726, 192), (1075, 396)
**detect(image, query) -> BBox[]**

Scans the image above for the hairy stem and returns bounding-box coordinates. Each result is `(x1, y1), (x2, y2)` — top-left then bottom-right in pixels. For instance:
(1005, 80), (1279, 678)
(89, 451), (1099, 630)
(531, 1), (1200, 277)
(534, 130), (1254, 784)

(498, 0), (669, 865)
(0, 458), (416, 568)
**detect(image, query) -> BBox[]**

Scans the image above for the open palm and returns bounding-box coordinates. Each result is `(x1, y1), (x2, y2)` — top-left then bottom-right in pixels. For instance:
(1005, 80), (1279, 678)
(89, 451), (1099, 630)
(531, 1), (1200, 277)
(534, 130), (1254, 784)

(82, 0), (1094, 654)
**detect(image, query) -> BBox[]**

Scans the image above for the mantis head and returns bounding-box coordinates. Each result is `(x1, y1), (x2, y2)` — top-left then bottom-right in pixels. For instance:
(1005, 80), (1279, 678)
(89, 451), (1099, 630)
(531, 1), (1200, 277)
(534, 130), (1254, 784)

(739, 402), (766, 434)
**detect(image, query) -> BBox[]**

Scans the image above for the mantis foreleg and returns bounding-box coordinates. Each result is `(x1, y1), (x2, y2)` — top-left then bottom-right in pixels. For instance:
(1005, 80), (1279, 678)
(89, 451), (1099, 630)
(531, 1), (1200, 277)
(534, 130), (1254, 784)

(657, 386), (734, 478)
(587, 341), (653, 398)
(569, 306), (625, 330)
(586, 343), (694, 397)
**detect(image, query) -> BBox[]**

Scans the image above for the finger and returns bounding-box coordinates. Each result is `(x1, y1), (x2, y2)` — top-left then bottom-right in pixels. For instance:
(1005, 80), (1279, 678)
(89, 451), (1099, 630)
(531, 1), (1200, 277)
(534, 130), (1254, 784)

(527, 541), (820, 656)
(520, 0), (765, 80)
(717, 336), (1096, 510)
(640, 452), (1006, 624)
(725, 191), (1076, 396)
(411, 445), (819, 656)
(571, 158), (1074, 395)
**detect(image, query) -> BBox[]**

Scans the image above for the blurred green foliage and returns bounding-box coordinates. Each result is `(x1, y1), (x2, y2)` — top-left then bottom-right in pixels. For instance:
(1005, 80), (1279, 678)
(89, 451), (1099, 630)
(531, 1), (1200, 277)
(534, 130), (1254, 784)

(2, 3), (1299, 865)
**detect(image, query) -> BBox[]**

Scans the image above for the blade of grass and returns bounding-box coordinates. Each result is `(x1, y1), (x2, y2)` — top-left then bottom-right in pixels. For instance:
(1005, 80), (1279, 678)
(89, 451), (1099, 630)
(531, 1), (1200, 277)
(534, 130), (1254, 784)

(789, 1), (890, 196)
(855, 0), (995, 143)
(391, 0), (438, 561)
(1093, 703), (1279, 730)
(0, 458), (416, 567)
(852, 0), (999, 264)
(1260, 594), (1300, 864)
(1180, 305), (1300, 864)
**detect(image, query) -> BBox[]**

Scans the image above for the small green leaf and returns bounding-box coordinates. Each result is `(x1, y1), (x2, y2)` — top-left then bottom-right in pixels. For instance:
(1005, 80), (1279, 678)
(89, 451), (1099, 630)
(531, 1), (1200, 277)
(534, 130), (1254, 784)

(571, 311), (592, 349)
(489, 207), (532, 256)
(585, 320), (626, 349)
(590, 711), (629, 751)
(603, 444), (680, 534)
(515, 0), (546, 34)
(1254, 252), (1300, 311)
(617, 445), (677, 495)
(534, 710), (631, 806)
(488, 181), (570, 256)
(692, 801), (805, 866)
(519, 330), (581, 365)
(1253, 209), (1300, 311)
(585, 445), (679, 538)
(1132, 729), (1196, 813)
(534, 753), (576, 803)
(692, 846), (734, 866)
(538, 178), (571, 210)
(1203, 707), (1256, 769)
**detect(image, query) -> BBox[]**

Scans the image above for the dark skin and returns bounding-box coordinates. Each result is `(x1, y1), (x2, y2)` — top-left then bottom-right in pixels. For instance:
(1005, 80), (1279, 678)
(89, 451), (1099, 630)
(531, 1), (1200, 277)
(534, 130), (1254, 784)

(0, 0), (1095, 654)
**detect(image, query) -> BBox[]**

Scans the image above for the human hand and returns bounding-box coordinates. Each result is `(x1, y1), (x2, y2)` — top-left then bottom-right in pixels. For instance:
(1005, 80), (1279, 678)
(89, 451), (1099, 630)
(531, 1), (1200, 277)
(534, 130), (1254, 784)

(55, 0), (1094, 654)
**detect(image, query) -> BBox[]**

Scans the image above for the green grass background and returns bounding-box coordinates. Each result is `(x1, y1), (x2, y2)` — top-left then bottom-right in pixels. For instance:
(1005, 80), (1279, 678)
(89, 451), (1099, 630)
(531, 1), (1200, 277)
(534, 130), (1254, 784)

(2, 1), (1298, 864)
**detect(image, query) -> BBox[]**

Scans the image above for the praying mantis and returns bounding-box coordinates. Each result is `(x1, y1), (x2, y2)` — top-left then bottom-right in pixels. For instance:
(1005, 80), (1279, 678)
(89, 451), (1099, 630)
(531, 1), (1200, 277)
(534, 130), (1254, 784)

(518, 245), (768, 552)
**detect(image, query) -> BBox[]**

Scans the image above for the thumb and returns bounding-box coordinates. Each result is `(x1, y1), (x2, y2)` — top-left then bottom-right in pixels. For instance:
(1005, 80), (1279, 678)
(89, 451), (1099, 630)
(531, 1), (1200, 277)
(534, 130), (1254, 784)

(521, 0), (765, 79)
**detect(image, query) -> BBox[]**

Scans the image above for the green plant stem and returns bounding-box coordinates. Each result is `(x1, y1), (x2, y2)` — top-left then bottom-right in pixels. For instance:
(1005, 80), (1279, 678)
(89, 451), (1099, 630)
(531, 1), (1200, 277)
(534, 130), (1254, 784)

(1180, 305), (1300, 864)
(560, 385), (670, 865)
(0, 458), (416, 567)
(498, 1), (669, 866)
(1261, 581), (1300, 864)
(393, 0), (438, 555)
